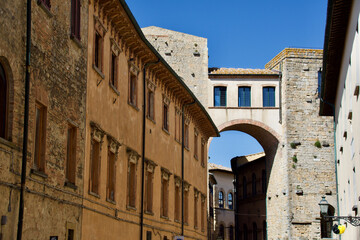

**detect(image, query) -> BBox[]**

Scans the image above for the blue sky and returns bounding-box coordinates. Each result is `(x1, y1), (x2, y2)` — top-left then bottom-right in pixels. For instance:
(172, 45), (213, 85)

(127, 0), (328, 167)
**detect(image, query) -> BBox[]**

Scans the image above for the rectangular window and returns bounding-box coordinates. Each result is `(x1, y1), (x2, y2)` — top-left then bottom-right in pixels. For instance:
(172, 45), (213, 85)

(184, 188), (189, 224)
(70, 0), (81, 40)
(145, 163), (154, 213)
(110, 52), (117, 88)
(194, 131), (198, 159)
(238, 87), (251, 107)
(107, 151), (116, 201)
(184, 123), (189, 148)
(129, 73), (137, 106)
(147, 90), (155, 120)
(263, 87), (275, 107)
(90, 141), (100, 194)
(66, 125), (77, 184)
(201, 139), (205, 167)
(163, 103), (169, 131)
(201, 196), (205, 232)
(34, 102), (47, 172)
(94, 32), (102, 71)
(175, 109), (182, 142)
(161, 171), (170, 217)
(128, 162), (136, 208)
(194, 193), (198, 228)
(174, 181), (180, 221)
(214, 86), (226, 107)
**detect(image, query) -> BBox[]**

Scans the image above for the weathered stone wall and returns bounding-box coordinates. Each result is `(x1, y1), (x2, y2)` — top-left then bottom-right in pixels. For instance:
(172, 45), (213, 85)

(142, 26), (210, 108)
(0, 0), (88, 239)
(266, 49), (337, 239)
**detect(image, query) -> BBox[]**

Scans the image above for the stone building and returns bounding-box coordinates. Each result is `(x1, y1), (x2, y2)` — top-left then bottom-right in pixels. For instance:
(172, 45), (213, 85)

(231, 152), (266, 240)
(0, 0), (88, 239)
(208, 163), (235, 240)
(82, 1), (218, 240)
(320, 0), (360, 238)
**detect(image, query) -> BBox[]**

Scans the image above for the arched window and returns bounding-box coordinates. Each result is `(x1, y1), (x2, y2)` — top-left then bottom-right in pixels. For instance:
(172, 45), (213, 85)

(243, 176), (247, 199)
(243, 224), (248, 240)
(218, 224), (225, 240)
(229, 225), (234, 240)
(262, 170), (266, 193)
(228, 192), (233, 209)
(252, 173), (257, 196)
(0, 63), (7, 139)
(262, 220), (267, 240)
(253, 222), (257, 240)
(219, 191), (224, 208)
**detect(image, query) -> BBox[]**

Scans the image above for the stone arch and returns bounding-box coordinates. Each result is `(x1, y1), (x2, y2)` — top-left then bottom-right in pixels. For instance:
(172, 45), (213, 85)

(0, 56), (14, 141)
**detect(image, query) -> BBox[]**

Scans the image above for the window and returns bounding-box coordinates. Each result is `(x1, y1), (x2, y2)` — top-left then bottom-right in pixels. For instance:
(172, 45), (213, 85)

(243, 224), (248, 240)
(228, 192), (233, 209)
(174, 177), (181, 221)
(106, 150), (116, 202)
(252, 173), (257, 196)
(66, 124), (77, 185)
(219, 191), (224, 208)
(184, 121), (189, 148)
(263, 87), (275, 107)
(262, 170), (266, 194)
(110, 39), (121, 90)
(194, 191), (198, 228)
(262, 221), (267, 240)
(214, 86), (226, 107)
(218, 224), (224, 240)
(0, 63), (8, 139)
(194, 130), (198, 159)
(129, 73), (137, 106)
(175, 109), (181, 142)
(229, 225), (234, 240)
(38, 0), (51, 10)
(147, 82), (155, 121)
(89, 125), (104, 195)
(201, 195), (205, 231)
(127, 151), (138, 208)
(66, 222), (76, 240)
(243, 176), (247, 198)
(238, 87), (251, 107)
(201, 139), (205, 167)
(145, 161), (155, 213)
(146, 231), (152, 240)
(253, 222), (257, 240)
(34, 102), (47, 172)
(163, 104), (169, 131)
(93, 17), (106, 74)
(70, 0), (80, 40)
(184, 183), (189, 224)
(67, 229), (74, 240)
(161, 169), (170, 217)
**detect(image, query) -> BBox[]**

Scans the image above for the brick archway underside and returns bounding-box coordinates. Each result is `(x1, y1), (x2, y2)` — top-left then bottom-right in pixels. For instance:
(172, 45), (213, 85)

(217, 119), (280, 153)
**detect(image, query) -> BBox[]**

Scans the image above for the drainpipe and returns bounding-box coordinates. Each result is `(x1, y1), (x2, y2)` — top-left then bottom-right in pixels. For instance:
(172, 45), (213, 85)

(181, 101), (195, 236)
(17, 1), (31, 240)
(140, 59), (159, 240)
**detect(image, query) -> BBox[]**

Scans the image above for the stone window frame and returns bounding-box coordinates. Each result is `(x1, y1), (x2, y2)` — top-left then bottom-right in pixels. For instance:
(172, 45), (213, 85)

(89, 122), (105, 196)
(126, 148), (140, 210)
(194, 188), (199, 229)
(106, 135), (121, 203)
(201, 138), (206, 167)
(0, 59), (14, 142)
(93, 16), (107, 78)
(174, 175), (181, 222)
(183, 181), (191, 225)
(193, 128), (199, 160)
(128, 61), (140, 109)
(146, 80), (156, 122)
(184, 117), (190, 150)
(109, 38), (121, 94)
(144, 159), (157, 214)
(162, 95), (170, 133)
(160, 167), (172, 218)
(65, 121), (78, 188)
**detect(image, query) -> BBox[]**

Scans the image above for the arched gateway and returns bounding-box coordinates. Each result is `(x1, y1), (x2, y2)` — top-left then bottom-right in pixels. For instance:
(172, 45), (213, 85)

(143, 27), (337, 239)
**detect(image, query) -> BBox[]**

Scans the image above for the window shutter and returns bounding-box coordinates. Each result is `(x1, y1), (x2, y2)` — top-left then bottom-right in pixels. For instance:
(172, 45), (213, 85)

(214, 87), (220, 106)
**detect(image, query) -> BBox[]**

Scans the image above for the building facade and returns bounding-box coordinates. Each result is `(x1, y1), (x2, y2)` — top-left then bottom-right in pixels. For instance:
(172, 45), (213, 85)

(0, 0), (88, 239)
(231, 153), (266, 240)
(209, 163), (235, 240)
(82, 1), (218, 240)
(320, 0), (360, 238)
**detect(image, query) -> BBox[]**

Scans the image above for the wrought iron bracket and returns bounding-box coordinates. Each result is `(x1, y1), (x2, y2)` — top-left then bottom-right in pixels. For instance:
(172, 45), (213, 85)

(324, 216), (360, 226)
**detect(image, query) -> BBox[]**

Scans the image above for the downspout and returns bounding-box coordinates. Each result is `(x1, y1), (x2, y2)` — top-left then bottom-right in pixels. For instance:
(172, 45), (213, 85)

(17, 1), (31, 240)
(181, 101), (195, 236)
(140, 59), (159, 240)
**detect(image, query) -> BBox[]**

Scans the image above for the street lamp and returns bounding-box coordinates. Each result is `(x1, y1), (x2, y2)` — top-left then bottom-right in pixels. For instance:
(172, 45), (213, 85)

(318, 196), (360, 226)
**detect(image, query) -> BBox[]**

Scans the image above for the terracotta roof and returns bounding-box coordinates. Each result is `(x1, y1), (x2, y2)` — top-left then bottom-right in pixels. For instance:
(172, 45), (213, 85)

(241, 152), (265, 163)
(209, 68), (277, 75)
(231, 152), (266, 169)
(209, 163), (232, 172)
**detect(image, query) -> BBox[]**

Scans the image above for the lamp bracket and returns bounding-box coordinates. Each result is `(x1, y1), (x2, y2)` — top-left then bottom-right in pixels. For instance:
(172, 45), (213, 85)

(324, 216), (360, 226)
